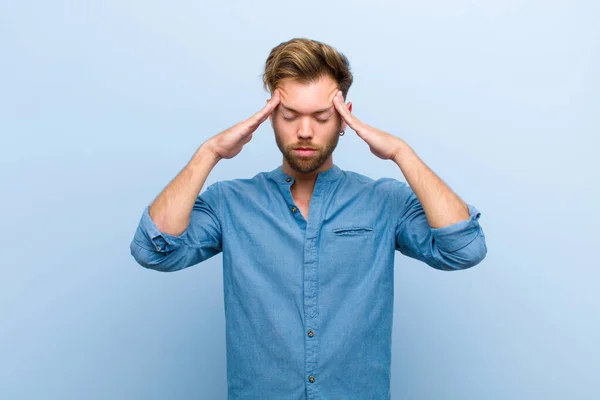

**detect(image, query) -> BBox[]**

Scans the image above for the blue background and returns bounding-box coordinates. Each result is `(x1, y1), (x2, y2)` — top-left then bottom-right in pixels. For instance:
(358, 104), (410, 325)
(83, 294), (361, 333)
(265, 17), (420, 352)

(1, 1), (598, 398)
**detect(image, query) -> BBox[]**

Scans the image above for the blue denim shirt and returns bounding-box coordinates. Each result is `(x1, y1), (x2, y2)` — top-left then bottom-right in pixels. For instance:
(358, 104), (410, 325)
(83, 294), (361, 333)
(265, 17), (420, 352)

(130, 164), (487, 399)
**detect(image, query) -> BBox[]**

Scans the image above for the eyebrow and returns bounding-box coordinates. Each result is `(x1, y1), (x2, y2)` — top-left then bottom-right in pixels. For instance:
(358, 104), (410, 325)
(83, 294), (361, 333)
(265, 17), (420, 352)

(280, 104), (334, 115)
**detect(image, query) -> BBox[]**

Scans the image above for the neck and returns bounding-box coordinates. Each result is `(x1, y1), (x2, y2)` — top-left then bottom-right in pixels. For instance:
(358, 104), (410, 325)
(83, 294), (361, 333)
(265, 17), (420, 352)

(282, 157), (333, 200)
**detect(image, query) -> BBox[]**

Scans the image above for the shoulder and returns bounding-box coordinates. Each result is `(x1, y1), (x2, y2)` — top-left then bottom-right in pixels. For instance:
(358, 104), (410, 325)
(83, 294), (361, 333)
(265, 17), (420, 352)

(339, 168), (409, 195)
(205, 171), (275, 199)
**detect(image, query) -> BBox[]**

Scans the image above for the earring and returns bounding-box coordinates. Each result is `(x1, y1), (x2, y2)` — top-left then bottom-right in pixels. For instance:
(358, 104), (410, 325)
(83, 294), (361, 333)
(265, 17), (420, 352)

(339, 130), (345, 136)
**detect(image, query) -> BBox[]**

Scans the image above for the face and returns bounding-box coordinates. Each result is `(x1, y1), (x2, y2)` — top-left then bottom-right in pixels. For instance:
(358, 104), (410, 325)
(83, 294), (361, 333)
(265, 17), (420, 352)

(270, 75), (351, 175)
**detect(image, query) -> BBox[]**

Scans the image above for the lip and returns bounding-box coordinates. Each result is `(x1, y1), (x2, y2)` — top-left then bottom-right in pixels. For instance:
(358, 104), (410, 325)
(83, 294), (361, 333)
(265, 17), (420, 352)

(293, 148), (317, 157)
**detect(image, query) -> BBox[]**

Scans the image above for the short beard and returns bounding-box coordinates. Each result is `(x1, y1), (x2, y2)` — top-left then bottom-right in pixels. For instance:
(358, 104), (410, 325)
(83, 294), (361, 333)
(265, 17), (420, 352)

(274, 123), (340, 174)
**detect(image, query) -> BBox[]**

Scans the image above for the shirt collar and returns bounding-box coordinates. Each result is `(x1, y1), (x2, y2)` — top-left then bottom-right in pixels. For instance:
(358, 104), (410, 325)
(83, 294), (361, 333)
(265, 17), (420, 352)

(268, 164), (343, 185)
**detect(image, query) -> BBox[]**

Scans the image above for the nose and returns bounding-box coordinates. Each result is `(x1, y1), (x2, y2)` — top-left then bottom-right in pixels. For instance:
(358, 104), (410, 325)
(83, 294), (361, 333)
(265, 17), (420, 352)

(297, 118), (313, 140)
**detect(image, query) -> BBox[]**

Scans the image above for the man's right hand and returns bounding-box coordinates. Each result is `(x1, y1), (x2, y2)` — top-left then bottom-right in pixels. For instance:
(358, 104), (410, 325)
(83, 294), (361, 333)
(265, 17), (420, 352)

(205, 90), (281, 160)
(147, 90), (280, 236)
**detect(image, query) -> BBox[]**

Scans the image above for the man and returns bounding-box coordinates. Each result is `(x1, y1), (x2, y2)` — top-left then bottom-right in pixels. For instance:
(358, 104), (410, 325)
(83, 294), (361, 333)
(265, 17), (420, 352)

(130, 38), (487, 399)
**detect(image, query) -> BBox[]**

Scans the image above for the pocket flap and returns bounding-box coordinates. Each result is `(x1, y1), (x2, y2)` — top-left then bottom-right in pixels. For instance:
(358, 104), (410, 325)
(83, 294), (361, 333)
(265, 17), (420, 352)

(332, 227), (373, 235)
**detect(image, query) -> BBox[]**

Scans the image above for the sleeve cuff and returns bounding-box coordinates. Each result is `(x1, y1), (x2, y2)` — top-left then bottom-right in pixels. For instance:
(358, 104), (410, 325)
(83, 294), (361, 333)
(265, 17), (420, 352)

(135, 206), (187, 253)
(430, 204), (483, 253)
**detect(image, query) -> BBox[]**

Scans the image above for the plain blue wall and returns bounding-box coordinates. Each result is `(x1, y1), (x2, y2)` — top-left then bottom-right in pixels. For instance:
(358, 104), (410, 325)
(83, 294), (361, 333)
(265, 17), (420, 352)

(1, 1), (598, 398)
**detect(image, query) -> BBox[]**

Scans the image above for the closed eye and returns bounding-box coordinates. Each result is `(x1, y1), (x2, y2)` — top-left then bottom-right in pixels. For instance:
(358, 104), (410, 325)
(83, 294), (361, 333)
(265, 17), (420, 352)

(282, 114), (331, 123)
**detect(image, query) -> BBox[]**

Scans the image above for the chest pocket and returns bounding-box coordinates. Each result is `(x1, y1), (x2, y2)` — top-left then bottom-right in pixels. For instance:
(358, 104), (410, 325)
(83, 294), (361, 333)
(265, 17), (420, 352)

(324, 226), (377, 285)
(332, 226), (374, 236)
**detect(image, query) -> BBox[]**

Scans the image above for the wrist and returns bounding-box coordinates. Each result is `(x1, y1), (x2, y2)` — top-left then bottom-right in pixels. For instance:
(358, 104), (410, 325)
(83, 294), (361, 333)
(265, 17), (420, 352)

(392, 139), (412, 165)
(190, 142), (221, 168)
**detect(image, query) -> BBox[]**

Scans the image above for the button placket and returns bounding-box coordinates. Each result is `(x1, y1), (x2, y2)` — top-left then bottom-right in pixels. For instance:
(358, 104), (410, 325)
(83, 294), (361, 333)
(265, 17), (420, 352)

(304, 180), (327, 398)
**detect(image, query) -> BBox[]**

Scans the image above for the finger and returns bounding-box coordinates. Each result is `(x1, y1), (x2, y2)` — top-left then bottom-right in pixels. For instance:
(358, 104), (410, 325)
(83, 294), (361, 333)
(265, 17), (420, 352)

(333, 91), (360, 131)
(248, 90), (280, 129)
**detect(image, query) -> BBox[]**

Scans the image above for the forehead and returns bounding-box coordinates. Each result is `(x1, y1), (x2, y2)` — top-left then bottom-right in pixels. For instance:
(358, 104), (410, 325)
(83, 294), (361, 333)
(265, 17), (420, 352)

(277, 75), (339, 114)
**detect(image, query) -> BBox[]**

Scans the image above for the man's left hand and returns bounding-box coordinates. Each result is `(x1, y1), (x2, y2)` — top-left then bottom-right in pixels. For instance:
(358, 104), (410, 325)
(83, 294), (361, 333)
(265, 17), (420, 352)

(333, 90), (403, 161)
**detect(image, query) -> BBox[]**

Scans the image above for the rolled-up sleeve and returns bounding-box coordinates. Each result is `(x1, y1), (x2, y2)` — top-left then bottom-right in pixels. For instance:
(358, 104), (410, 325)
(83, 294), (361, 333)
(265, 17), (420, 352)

(393, 181), (487, 271)
(130, 182), (223, 272)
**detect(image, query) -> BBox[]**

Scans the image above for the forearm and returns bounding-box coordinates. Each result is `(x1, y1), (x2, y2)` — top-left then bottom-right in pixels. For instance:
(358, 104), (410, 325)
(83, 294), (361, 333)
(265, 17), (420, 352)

(149, 143), (220, 236)
(393, 140), (469, 229)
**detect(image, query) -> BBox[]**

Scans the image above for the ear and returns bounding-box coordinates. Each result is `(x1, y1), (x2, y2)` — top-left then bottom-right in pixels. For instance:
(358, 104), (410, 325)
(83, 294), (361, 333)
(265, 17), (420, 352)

(341, 101), (352, 132)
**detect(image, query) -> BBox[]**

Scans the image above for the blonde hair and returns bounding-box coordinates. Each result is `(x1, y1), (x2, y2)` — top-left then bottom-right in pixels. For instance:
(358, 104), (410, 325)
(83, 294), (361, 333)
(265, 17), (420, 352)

(263, 38), (353, 98)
